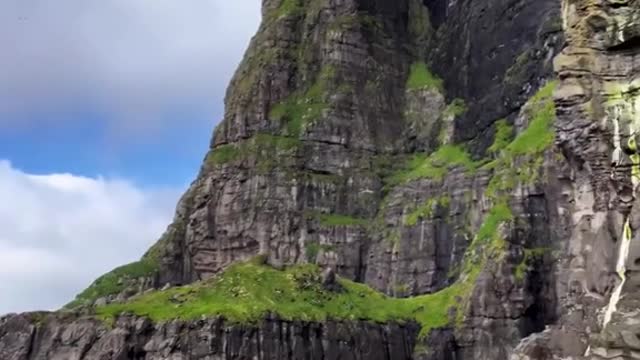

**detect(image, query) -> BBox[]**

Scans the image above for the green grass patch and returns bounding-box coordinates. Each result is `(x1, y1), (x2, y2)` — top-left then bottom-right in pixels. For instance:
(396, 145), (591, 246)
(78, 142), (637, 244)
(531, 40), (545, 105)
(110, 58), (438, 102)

(406, 62), (444, 92)
(269, 0), (304, 19)
(269, 66), (334, 136)
(306, 242), (321, 263)
(459, 81), (556, 290)
(476, 202), (513, 244)
(205, 134), (301, 170)
(483, 81), (557, 198)
(387, 145), (481, 185)
(488, 119), (513, 155)
(443, 98), (467, 118)
(305, 242), (337, 263)
(95, 261), (470, 338)
(507, 85), (556, 156)
(206, 144), (242, 166)
(404, 196), (451, 226)
(66, 258), (158, 309)
(514, 248), (551, 281)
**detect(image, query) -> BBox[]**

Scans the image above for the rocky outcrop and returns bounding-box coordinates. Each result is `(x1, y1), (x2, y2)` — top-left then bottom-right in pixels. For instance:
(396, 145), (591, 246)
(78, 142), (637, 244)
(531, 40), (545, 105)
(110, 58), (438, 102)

(0, 313), (417, 360)
(512, 0), (640, 359)
(3, 0), (640, 359)
(153, 0), (565, 292)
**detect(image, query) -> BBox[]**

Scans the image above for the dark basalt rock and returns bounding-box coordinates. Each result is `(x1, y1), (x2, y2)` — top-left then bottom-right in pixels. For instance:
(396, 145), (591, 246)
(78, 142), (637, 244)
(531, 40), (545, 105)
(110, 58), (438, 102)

(0, 313), (418, 360)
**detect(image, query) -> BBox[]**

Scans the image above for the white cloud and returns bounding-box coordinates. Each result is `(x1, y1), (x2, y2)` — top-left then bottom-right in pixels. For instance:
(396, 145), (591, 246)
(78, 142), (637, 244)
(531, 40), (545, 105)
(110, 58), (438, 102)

(0, 160), (182, 314)
(0, 0), (261, 134)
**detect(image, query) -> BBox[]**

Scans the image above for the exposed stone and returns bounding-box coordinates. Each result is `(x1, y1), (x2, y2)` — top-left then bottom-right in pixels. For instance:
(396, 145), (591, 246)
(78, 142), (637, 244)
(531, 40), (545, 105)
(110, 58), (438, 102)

(0, 313), (418, 360)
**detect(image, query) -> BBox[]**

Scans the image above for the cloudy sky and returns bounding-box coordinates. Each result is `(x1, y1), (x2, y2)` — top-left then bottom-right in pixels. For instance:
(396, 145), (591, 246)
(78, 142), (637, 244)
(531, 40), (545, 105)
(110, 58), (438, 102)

(0, 1), (261, 313)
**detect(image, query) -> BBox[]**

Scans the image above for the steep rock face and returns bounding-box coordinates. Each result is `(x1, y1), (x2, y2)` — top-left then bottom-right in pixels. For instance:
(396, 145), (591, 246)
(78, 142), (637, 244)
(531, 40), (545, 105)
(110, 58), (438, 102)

(155, 0), (564, 298)
(512, 0), (640, 359)
(160, 0), (416, 286)
(427, 0), (563, 152)
(0, 313), (417, 360)
(3, 0), (640, 359)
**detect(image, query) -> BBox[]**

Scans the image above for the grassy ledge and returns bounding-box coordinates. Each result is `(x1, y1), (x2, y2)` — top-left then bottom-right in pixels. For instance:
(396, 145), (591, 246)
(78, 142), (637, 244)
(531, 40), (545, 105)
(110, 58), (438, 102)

(488, 119), (513, 156)
(205, 134), (301, 170)
(387, 145), (482, 185)
(486, 81), (557, 196)
(93, 82), (558, 341)
(506, 83), (556, 156)
(406, 62), (444, 92)
(96, 261), (466, 338)
(305, 211), (369, 227)
(404, 195), (451, 226)
(65, 258), (158, 309)
(269, 66), (334, 136)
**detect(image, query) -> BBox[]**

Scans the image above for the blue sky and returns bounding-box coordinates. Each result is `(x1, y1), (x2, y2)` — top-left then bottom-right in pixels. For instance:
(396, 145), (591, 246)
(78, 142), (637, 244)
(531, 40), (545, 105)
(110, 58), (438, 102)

(0, 110), (210, 186)
(0, 1), (261, 313)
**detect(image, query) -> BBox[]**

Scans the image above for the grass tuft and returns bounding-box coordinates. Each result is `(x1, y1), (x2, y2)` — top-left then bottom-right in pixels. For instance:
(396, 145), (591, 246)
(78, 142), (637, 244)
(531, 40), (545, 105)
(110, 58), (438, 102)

(269, 66), (334, 136)
(406, 62), (444, 92)
(443, 98), (467, 118)
(65, 258), (158, 309)
(404, 196), (451, 226)
(387, 145), (481, 185)
(507, 88), (556, 156)
(488, 119), (513, 155)
(205, 134), (301, 170)
(514, 247), (551, 281)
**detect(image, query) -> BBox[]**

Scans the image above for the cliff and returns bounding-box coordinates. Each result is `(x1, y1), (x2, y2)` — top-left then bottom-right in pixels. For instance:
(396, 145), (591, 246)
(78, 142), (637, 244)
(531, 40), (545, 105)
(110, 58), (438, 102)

(2, 0), (640, 359)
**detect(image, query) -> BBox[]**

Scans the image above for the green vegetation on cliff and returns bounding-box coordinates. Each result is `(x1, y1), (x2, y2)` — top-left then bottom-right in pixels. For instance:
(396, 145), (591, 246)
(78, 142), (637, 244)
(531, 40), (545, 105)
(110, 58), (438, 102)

(66, 257), (158, 309)
(305, 211), (369, 227)
(443, 98), (467, 118)
(96, 260), (467, 338)
(305, 242), (336, 262)
(485, 81), (557, 195)
(391, 81), (556, 188)
(514, 247), (551, 281)
(388, 81), (557, 330)
(91, 82), (558, 340)
(475, 201), (513, 254)
(270, 0), (304, 19)
(270, 66), (334, 136)
(388, 145), (480, 184)
(65, 223), (188, 310)
(488, 119), (513, 155)
(507, 81), (556, 156)
(404, 195), (451, 226)
(406, 62), (444, 92)
(205, 134), (300, 170)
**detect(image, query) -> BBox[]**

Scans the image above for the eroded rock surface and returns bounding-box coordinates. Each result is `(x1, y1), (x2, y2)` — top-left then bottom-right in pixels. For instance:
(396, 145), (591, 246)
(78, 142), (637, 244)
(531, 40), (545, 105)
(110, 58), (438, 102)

(0, 313), (417, 360)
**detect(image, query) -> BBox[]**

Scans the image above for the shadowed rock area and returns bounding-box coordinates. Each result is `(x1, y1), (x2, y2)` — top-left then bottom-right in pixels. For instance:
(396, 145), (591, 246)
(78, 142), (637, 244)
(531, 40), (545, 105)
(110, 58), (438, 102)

(2, 0), (640, 359)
